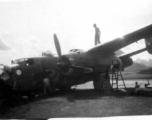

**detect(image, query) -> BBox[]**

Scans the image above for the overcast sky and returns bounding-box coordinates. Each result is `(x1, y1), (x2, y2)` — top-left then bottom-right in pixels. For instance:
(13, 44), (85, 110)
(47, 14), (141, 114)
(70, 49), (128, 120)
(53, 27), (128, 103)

(0, 0), (152, 64)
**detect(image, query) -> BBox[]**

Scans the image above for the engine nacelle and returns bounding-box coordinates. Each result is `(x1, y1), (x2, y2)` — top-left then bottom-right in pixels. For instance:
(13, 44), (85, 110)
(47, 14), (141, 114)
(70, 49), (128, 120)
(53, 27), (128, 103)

(119, 56), (133, 70)
(145, 36), (152, 54)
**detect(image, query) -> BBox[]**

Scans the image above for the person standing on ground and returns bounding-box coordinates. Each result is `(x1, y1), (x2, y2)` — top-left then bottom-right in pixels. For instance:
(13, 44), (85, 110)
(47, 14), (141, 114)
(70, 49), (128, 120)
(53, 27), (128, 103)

(93, 24), (101, 45)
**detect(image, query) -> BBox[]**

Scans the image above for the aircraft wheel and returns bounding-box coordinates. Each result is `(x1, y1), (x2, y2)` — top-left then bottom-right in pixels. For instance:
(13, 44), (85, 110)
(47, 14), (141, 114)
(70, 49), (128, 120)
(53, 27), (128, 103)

(100, 77), (111, 93)
(93, 75), (102, 92)
(93, 77), (111, 93)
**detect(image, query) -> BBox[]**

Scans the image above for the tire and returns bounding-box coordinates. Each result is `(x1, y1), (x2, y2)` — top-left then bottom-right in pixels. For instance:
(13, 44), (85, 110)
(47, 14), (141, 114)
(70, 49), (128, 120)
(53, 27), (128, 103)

(102, 78), (111, 93)
(93, 76), (111, 93)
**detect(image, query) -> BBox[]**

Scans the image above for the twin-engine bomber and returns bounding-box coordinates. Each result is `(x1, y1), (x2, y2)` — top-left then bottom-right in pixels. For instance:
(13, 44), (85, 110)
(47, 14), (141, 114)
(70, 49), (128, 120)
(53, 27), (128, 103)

(1, 24), (152, 98)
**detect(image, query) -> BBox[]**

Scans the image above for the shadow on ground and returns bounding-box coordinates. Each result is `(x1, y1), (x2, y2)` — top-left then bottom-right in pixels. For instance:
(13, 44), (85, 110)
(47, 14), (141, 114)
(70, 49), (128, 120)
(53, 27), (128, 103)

(65, 88), (152, 102)
(1, 87), (152, 117)
(65, 88), (131, 102)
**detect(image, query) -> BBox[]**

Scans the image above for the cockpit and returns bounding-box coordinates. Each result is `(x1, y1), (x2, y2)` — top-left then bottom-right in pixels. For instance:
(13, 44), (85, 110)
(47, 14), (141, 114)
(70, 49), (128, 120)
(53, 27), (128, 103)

(12, 58), (35, 66)
(69, 49), (84, 54)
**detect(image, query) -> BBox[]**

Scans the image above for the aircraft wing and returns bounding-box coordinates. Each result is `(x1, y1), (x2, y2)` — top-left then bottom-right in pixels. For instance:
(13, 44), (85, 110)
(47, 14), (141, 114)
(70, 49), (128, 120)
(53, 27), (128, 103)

(114, 50), (124, 56)
(118, 47), (150, 69)
(119, 48), (146, 58)
(87, 24), (152, 54)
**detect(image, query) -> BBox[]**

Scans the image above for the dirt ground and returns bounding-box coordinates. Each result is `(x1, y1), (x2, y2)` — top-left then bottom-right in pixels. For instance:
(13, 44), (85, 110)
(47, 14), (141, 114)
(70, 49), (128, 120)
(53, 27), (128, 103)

(1, 86), (152, 119)
(1, 71), (152, 119)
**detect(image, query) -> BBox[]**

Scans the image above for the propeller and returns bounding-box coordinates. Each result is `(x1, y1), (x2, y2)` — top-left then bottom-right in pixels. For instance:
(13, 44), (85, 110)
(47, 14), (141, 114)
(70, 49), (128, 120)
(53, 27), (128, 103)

(53, 34), (71, 73)
(54, 34), (62, 59)
(53, 34), (93, 75)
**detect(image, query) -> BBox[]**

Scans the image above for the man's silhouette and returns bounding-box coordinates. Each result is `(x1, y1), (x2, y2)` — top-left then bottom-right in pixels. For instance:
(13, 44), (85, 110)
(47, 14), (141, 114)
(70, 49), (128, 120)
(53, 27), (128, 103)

(93, 24), (101, 45)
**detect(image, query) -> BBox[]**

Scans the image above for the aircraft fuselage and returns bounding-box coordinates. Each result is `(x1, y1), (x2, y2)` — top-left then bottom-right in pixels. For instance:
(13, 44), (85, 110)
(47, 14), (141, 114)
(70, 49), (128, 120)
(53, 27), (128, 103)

(55, 50), (122, 88)
(65, 51), (122, 73)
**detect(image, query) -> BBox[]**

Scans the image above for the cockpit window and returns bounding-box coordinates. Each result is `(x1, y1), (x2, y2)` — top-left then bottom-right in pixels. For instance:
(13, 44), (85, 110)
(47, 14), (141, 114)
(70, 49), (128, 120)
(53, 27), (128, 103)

(12, 58), (35, 66)
(12, 58), (26, 64)
(26, 59), (34, 65)
(69, 49), (84, 54)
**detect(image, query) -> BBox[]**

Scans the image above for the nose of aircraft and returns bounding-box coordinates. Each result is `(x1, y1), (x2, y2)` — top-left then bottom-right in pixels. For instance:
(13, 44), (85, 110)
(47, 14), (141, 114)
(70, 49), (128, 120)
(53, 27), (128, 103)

(0, 64), (19, 81)
(3, 65), (12, 73)
(0, 65), (12, 81)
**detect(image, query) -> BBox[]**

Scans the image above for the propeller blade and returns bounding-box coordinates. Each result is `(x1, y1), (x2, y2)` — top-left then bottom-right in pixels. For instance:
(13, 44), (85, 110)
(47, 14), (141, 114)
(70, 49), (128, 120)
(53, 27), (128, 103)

(54, 34), (62, 59)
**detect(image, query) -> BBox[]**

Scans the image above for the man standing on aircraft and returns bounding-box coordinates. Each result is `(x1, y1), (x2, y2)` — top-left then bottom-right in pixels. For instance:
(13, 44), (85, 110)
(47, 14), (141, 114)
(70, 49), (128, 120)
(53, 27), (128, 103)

(93, 24), (101, 45)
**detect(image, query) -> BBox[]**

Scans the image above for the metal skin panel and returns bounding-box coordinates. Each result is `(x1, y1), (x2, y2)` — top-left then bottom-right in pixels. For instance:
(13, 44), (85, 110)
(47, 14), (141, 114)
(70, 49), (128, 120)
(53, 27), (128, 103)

(55, 52), (122, 89)
(64, 51), (121, 73)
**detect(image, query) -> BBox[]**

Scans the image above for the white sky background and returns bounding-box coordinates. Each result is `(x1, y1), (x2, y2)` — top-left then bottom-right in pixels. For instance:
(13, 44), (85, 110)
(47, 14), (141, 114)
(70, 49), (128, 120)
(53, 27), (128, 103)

(0, 0), (152, 64)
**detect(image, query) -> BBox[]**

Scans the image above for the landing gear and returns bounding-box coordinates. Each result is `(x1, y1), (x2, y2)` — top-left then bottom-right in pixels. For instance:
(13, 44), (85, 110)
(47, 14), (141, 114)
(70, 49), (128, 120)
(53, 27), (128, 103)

(93, 75), (111, 93)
